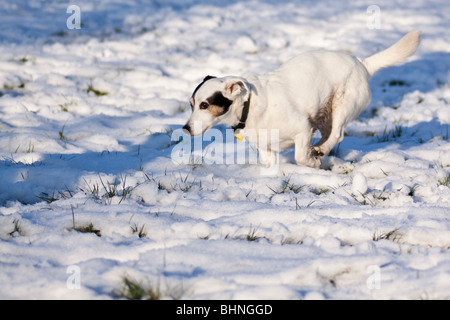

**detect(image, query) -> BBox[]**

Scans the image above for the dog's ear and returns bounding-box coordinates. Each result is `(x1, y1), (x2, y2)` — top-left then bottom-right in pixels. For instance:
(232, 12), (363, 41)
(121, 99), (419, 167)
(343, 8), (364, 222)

(225, 80), (247, 98)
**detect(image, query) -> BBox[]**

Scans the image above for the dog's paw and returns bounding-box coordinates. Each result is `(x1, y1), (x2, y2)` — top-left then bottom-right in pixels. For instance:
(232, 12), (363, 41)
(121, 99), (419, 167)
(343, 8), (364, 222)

(259, 150), (277, 168)
(309, 157), (322, 169)
(310, 146), (325, 157)
(297, 156), (322, 169)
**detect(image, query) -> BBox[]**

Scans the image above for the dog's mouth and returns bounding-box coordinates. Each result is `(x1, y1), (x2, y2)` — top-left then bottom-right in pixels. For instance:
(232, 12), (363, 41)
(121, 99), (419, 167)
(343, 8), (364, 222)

(203, 125), (212, 133)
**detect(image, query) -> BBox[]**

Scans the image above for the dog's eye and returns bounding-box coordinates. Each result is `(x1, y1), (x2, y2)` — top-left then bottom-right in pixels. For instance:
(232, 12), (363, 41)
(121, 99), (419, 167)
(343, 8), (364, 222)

(199, 102), (209, 110)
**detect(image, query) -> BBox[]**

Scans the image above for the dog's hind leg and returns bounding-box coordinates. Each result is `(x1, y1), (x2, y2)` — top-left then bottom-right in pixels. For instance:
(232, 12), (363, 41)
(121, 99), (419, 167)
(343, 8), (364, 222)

(312, 79), (371, 158)
(311, 120), (345, 158)
(311, 98), (352, 158)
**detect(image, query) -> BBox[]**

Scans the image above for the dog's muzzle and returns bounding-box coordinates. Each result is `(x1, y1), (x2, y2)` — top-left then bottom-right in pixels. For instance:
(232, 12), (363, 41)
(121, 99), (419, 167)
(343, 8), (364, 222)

(182, 124), (192, 135)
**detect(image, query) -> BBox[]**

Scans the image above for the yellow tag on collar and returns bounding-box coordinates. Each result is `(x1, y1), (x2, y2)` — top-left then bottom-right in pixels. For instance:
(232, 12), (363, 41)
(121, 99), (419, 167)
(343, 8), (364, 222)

(235, 133), (244, 142)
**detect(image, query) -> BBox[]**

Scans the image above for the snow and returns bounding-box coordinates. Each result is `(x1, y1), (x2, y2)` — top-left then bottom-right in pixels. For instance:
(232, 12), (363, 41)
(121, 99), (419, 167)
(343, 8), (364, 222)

(0, 0), (449, 300)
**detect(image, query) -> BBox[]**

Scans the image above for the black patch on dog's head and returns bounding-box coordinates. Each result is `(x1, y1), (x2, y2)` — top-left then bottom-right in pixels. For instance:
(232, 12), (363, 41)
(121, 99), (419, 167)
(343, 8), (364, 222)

(207, 91), (232, 108)
(206, 91), (233, 116)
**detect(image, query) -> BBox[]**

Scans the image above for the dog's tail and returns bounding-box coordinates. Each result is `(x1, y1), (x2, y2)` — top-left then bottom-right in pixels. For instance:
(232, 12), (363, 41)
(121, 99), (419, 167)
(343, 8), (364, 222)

(363, 30), (421, 77)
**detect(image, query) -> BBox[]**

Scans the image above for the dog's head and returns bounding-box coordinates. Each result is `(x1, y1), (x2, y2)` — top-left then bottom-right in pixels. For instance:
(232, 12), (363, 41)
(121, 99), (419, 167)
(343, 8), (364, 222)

(183, 76), (250, 136)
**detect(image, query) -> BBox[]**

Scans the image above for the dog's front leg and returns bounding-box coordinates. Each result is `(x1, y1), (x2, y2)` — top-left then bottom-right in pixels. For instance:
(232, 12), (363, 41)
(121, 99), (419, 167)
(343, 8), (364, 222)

(258, 148), (276, 168)
(294, 129), (321, 169)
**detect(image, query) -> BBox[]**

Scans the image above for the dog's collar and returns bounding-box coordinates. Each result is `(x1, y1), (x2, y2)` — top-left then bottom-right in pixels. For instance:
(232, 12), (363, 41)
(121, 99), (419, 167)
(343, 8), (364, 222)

(232, 94), (251, 132)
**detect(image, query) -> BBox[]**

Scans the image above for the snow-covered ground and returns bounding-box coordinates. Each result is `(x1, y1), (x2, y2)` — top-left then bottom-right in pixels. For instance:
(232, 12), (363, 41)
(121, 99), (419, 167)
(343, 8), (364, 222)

(0, 0), (449, 299)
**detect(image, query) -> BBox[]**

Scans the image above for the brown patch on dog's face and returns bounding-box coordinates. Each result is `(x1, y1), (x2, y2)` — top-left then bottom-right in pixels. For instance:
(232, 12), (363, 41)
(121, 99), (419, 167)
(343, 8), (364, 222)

(208, 104), (229, 117)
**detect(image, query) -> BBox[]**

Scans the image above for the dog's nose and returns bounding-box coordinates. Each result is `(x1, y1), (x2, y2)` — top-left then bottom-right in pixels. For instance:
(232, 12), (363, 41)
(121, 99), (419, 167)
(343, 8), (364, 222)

(182, 124), (191, 135)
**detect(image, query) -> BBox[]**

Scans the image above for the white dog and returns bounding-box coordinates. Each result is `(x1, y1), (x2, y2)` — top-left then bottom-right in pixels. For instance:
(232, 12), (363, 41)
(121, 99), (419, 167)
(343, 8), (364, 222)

(183, 31), (421, 169)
